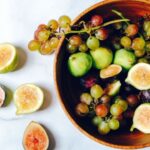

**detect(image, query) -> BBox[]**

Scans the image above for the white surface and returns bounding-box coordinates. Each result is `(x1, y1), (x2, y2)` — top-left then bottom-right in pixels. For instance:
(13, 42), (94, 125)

(0, 0), (148, 150)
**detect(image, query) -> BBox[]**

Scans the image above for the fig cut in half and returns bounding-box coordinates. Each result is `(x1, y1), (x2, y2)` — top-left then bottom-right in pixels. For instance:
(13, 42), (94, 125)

(131, 103), (150, 133)
(0, 43), (18, 73)
(100, 64), (122, 79)
(23, 121), (49, 150)
(126, 63), (150, 90)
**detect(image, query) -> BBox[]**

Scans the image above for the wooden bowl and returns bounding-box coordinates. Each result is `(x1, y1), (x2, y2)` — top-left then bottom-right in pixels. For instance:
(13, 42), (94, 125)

(54, 0), (150, 149)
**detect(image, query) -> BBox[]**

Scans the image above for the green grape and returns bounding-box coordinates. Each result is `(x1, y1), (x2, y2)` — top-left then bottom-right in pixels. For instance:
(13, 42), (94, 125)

(108, 118), (120, 130)
(49, 37), (59, 49)
(58, 15), (71, 28)
(80, 93), (93, 105)
(79, 43), (88, 52)
(98, 121), (110, 135)
(48, 19), (59, 31)
(110, 103), (123, 116)
(92, 116), (103, 126)
(36, 29), (51, 42)
(115, 99), (128, 112)
(69, 35), (82, 47)
(132, 37), (145, 51)
(28, 40), (41, 51)
(90, 84), (104, 99)
(40, 41), (53, 55)
(86, 36), (100, 50)
(120, 36), (131, 48)
(76, 102), (89, 116)
(67, 43), (77, 53)
(134, 50), (145, 57)
(143, 21), (150, 32)
(138, 58), (148, 63)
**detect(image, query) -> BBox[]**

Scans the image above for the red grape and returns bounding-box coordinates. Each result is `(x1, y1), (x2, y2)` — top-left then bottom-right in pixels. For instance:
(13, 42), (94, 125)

(38, 24), (47, 30)
(127, 95), (139, 107)
(95, 104), (108, 117)
(125, 24), (138, 37)
(69, 35), (82, 47)
(95, 28), (108, 40)
(91, 15), (103, 27)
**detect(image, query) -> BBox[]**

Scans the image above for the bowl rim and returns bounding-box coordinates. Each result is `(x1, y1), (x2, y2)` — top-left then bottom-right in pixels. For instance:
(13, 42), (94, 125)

(54, 0), (150, 149)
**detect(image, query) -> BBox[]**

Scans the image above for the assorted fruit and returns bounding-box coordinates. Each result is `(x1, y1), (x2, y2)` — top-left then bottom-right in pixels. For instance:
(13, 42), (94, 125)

(23, 121), (49, 150)
(62, 10), (150, 135)
(1, 8), (150, 148)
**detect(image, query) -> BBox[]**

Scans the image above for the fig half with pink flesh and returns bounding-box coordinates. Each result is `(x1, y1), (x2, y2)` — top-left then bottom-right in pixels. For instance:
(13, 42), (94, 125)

(0, 85), (6, 107)
(23, 121), (49, 150)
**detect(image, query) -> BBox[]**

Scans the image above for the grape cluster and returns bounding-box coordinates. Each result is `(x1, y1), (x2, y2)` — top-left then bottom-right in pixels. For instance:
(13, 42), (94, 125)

(28, 13), (128, 55)
(75, 81), (138, 135)
(28, 15), (71, 55)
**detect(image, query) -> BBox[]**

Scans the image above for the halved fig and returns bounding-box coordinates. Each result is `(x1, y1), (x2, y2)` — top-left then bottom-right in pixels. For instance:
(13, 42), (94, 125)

(0, 85), (6, 107)
(100, 64), (122, 79)
(23, 121), (49, 150)
(131, 103), (150, 133)
(106, 80), (121, 96)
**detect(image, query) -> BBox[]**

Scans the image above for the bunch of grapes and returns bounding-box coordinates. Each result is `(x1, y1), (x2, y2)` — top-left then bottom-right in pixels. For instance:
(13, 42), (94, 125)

(28, 15), (71, 55)
(28, 11), (130, 55)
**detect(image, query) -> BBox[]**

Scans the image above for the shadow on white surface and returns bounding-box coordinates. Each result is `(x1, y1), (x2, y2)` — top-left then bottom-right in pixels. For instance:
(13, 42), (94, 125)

(15, 46), (27, 71)
(40, 86), (52, 111)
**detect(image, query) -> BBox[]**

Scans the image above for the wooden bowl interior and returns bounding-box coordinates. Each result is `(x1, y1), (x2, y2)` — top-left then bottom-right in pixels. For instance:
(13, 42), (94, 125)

(55, 0), (150, 148)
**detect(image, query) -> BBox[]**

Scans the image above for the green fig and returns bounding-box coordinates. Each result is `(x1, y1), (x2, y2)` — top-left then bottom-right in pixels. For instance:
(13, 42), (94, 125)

(90, 47), (113, 69)
(114, 49), (136, 70)
(68, 52), (92, 77)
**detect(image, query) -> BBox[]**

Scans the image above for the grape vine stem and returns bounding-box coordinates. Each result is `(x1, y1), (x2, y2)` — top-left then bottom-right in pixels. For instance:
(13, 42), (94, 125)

(55, 18), (130, 36)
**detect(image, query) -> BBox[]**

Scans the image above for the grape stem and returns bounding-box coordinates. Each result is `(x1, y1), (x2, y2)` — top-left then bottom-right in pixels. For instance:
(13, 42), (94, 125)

(112, 9), (130, 25)
(55, 18), (129, 36)
(112, 9), (144, 38)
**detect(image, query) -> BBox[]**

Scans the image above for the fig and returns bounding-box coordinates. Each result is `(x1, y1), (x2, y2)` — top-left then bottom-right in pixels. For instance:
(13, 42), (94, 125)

(139, 90), (150, 103)
(90, 47), (113, 69)
(14, 84), (44, 115)
(68, 52), (92, 77)
(131, 103), (150, 133)
(100, 64), (122, 79)
(114, 49), (136, 70)
(23, 121), (49, 150)
(0, 85), (6, 107)
(126, 63), (150, 90)
(0, 43), (18, 73)
(106, 80), (121, 96)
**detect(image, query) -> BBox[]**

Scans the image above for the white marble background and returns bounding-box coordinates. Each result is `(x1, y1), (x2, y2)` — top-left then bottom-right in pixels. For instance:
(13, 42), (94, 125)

(0, 0), (148, 149)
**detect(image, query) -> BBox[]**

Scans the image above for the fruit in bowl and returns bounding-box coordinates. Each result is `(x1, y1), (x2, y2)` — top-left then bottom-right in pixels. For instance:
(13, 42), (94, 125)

(54, 0), (150, 149)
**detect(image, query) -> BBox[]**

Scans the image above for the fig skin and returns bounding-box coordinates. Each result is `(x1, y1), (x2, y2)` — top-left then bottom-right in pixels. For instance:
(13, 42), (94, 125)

(68, 52), (92, 77)
(90, 47), (113, 69)
(114, 49), (136, 70)
(23, 121), (49, 150)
